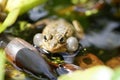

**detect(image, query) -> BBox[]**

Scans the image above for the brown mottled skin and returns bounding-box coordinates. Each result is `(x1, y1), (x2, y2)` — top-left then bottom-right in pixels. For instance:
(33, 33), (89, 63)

(40, 19), (76, 53)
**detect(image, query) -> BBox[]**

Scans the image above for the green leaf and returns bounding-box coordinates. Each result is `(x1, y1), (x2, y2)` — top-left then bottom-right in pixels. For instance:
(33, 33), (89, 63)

(0, 9), (20, 33)
(58, 66), (114, 80)
(0, 0), (47, 33)
(112, 67), (120, 80)
(5, 0), (48, 15)
(0, 48), (6, 80)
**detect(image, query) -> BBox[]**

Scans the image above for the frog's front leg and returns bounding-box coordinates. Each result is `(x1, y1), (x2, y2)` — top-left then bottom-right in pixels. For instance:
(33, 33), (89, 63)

(72, 20), (84, 39)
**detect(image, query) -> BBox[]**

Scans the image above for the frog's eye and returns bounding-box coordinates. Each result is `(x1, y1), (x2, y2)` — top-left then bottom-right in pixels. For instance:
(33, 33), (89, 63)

(44, 35), (47, 40)
(33, 33), (44, 46)
(59, 37), (65, 43)
(66, 37), (79, 52)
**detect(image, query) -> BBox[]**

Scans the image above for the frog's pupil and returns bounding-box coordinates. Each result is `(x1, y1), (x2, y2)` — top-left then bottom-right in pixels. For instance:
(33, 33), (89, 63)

(59, 37), (64, 43)
(50, 35), (53, 40)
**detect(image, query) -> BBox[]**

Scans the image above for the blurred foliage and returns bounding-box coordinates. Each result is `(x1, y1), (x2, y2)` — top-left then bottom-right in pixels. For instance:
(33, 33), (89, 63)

(0, 0), (47, 33)
(5, 21), (45, 43)
(58, 65), (114, 80)
(45, 0), (90, 28)
(0, 0), (120, 80)
(0, 48), (6, 80)
(58, 66), (120, 80)
(112, 67), (120, 80)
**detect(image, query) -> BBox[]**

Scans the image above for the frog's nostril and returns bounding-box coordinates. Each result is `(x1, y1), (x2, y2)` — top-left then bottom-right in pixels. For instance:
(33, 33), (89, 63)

(50, 43), (55, 49)
(49, 41), (58, 51)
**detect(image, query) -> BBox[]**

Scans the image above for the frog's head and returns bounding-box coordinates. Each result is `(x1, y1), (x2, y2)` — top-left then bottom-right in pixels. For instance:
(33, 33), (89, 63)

(33, 20), (79, 53)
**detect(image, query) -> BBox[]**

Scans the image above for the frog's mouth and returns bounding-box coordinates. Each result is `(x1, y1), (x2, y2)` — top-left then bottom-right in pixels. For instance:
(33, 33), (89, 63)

(42, 36), (79, 53)
(42, 44), (67, 53)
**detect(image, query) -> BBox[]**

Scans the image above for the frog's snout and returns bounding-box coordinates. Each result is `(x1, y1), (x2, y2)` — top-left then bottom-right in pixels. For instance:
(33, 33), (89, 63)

(47, 40), (58, 50)
(49, 42), (56, 49)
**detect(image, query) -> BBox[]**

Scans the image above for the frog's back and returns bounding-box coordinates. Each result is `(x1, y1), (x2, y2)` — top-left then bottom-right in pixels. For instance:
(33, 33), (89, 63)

(43, 19), (75, 37)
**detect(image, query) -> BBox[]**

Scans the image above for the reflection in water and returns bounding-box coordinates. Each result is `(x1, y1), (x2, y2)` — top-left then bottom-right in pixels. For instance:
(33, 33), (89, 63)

(28, 5), (48, 21)
(80, 21), (120, 49)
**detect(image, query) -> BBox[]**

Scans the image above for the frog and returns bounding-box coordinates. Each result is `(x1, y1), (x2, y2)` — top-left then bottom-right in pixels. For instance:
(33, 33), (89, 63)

(33, 19), (84, 53)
